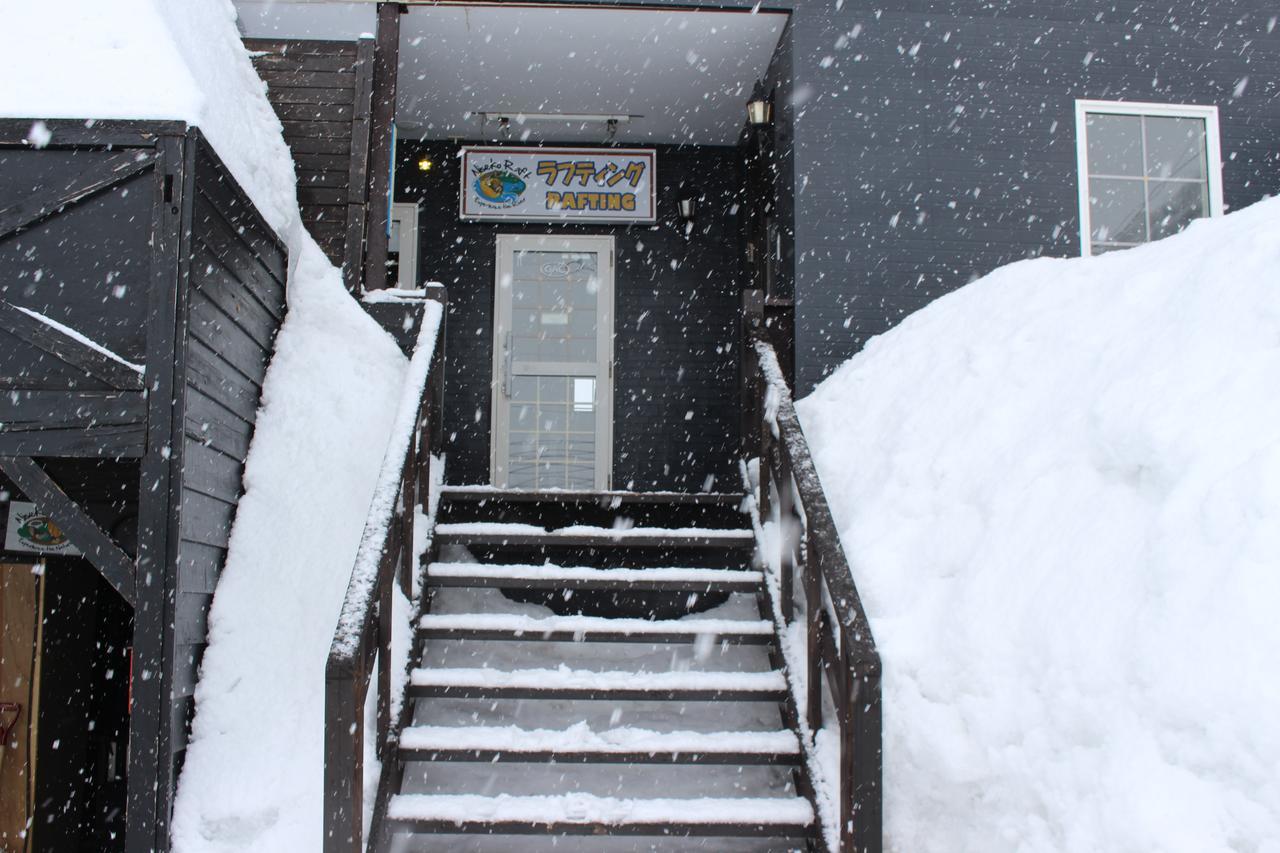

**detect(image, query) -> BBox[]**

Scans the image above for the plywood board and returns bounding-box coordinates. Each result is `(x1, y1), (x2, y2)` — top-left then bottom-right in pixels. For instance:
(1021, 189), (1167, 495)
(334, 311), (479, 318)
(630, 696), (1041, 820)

(0, 563), (40, 852)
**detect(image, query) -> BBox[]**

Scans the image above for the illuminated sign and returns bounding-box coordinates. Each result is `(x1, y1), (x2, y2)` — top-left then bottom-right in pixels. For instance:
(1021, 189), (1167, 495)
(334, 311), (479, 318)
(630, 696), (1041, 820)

(460, 146), (656, 223)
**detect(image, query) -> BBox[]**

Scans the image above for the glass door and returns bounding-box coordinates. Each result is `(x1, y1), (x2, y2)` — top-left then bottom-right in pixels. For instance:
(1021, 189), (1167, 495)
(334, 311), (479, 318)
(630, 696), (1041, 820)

(491, 234), (614, 490)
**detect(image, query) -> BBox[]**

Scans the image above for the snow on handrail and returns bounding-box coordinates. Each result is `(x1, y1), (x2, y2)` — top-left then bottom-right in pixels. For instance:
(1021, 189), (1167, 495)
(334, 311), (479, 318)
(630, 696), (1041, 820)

(329, 298), (444, 665)
(752, 337), (879, 666)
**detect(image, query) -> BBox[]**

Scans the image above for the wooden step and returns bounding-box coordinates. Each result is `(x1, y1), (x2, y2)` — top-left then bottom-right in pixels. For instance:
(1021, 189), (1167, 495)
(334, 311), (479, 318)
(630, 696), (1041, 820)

(398, 724), (802, 764)
(434, 522), (755, 549)
(440, 487), (745, 505)
(426, 561), (764, 593)
(385, 792), (814, 836)
(407, 666), (789, 701)
(417, 612), (774, 644)
(437, 488), (749, 531)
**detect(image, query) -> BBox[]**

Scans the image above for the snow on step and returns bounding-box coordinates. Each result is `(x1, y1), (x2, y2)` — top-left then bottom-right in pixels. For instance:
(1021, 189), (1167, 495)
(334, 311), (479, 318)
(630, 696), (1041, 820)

(400, 723), (800, 756)
(434, 522), (753, 541)
(426, 561), (763, 586)
(386, 792), (814, 828)
(418, 612), (773, 637)
(409, 666), (787, 693)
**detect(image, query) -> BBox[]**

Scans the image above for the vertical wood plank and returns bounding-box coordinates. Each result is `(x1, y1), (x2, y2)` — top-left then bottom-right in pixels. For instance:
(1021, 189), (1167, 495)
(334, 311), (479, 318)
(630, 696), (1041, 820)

(0, 564), (39, 848)
(343, 37), (375, 294)
(778, 455), (794, 624)
(323, 666), (361, 853)
(362, 4), (402, 293)
(850, 661), (884, 853)
(805, 554), (823, 734)
(127, 131), (189, 853)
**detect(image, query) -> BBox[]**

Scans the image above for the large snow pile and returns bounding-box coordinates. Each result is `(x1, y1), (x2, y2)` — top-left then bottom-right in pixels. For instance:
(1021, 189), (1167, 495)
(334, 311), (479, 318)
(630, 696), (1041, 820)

(4, 2), (409, 849)
(798, 198), (1280, 851)
(171, 242), (405, 851)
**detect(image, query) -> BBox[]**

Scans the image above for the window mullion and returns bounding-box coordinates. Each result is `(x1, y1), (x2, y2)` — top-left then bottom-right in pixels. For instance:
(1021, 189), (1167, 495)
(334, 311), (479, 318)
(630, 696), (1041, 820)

(1140, 115), (1152, 243)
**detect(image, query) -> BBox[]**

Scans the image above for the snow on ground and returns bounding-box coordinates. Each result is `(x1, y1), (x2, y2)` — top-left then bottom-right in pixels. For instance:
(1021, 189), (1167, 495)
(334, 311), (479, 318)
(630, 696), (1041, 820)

(4, 1), (413, 849)
(798, 198), (1280, 852)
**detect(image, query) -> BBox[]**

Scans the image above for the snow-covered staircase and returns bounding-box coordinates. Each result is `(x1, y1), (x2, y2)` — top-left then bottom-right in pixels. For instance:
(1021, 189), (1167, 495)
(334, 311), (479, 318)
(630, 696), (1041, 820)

(376, 488), (820, 851)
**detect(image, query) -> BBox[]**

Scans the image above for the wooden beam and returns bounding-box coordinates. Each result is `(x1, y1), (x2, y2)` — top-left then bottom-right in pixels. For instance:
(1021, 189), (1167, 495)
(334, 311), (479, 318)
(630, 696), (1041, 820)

(0, 390), (146, 427)
(0, 426), (145, 458)
(343, 37), (375, 294)
(126, 131), (187, 853)
(0, 390), (147, 458)
(0, 301), (144, 391)
(0, 149), (157, 240)
(0, 456), (135, 606)
(361, 4), (403, 293)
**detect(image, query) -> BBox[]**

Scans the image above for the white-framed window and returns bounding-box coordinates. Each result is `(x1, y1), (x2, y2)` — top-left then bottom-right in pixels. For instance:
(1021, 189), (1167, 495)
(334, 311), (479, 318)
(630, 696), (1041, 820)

(1075, 100), (1223, 256)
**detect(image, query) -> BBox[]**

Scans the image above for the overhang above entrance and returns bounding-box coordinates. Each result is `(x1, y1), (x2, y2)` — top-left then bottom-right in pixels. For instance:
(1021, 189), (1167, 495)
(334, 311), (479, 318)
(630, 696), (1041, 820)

(235, 1), (787, 146)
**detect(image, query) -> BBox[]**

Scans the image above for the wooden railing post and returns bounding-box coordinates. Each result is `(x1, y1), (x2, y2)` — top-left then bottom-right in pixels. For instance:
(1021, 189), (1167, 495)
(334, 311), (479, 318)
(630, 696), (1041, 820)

(740, 287), (765, 460)
(804, 546), (823, 734)
(850, 658), (883, 852)
(777, 455), (794, 624)
(400, 429), (417, 599)
(324, 658), (364, 853)
(376, 547), (394, 762)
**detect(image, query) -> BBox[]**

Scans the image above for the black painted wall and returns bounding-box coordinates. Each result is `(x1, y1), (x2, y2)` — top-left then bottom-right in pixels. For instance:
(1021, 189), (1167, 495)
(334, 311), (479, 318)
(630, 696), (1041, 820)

(765, 0), (1280, 391)
(394, 141), (746, 491)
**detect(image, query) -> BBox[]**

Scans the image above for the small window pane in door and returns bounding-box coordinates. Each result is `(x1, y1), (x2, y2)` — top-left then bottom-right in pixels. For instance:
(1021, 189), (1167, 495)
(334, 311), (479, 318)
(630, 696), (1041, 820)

(510, 250), (599, 364)
(505, 376), (596, 490)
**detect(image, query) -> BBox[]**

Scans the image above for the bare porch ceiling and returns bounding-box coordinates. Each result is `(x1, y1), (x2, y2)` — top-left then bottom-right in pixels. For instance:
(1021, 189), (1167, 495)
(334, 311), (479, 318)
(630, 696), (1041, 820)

(235, 2), (787, 146)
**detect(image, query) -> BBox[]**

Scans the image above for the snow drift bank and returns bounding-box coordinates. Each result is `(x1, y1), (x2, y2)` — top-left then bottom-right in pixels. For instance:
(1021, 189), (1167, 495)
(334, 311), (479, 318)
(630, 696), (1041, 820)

(171, 242), (404, 851)
(798, 198), (1280, 852)
(4, 2), (409, 849)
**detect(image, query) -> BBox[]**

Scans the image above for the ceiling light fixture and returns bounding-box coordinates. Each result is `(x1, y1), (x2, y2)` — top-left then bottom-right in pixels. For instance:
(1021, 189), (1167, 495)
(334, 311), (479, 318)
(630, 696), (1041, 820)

(478, 112), (642, 126)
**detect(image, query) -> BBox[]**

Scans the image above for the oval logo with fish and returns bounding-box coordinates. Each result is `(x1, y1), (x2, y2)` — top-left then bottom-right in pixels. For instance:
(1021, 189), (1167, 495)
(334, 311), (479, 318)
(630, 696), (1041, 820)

(18, 514), (67, 547)
(5, 501), (80, 555)
(473, 169), (527, 208)
(468, 157), (532, 211)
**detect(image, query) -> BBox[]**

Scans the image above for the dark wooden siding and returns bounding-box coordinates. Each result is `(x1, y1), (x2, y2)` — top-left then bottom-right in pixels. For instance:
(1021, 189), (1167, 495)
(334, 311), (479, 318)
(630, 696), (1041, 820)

(167, 136), (287, 782)
(396, 141), (745, 492)
(248, 37), (372, 288)
(770, 0), (1280, 391)
(0, 145), (155, 373)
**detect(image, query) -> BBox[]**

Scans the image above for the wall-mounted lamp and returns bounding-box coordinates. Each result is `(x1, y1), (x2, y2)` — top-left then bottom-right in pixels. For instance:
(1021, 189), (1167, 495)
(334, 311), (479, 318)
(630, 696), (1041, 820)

(747, 81), (773, 127)
(417, 155), (434, 173)
(678, 197), (698, 221)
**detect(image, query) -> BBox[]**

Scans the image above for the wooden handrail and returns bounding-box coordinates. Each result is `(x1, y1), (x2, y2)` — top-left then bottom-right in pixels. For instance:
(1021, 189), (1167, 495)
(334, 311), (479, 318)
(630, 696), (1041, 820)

(747, 334), (882, 853)
(323, 287), (446, 853)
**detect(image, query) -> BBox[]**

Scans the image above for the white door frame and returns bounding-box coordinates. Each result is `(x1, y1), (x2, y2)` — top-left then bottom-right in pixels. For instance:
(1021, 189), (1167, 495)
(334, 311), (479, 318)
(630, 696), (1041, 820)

(490, 233), (615, 490)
